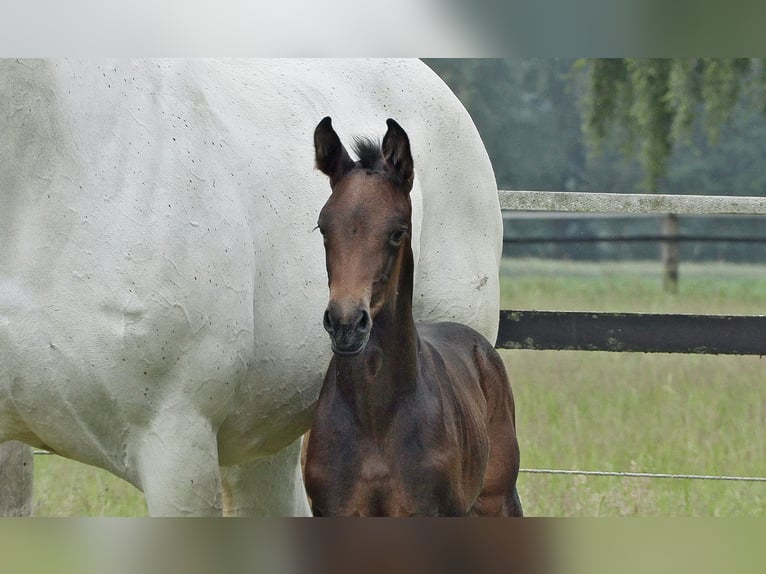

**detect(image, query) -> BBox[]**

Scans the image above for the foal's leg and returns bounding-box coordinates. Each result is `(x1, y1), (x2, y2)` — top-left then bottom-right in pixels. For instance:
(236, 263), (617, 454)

(471, 478), (523, 517)
(220, 437), (310, 516)
(506, 487), (524, 517)
(471, 347), (523, 517)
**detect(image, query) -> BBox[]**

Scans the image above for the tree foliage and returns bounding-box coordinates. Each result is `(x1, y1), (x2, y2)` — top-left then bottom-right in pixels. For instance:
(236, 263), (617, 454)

(424, 59), (585, 191)
(583, 58), (760, 191)
(425, 58), (766, 262)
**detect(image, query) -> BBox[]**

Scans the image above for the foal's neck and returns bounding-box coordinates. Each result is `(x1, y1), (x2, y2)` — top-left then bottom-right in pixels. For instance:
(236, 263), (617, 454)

(336, 239), (419, 427)
(373, 237), (417, 358)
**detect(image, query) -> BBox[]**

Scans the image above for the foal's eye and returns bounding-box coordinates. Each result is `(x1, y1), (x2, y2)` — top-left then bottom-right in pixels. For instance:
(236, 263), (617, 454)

(389, 229), (407, 247)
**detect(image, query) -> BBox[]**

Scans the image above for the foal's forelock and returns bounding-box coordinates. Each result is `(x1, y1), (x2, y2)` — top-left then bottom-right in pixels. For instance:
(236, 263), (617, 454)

(351, 137), (386, 172)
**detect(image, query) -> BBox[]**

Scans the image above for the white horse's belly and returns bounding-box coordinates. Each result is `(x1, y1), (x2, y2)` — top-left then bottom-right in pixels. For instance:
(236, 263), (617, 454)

(0, 200), (254, 481)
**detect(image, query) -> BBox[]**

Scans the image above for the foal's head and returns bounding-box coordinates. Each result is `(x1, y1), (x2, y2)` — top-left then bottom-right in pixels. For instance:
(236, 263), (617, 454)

(314, 116), (415, 356)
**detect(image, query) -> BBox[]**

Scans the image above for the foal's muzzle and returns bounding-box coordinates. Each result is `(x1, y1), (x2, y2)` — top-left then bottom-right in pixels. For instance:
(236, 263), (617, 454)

(323, 301), (372, 356)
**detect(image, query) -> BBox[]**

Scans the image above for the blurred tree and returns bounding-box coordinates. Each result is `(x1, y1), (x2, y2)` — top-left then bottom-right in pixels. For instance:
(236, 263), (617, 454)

(582, 58), (761, 192)
(581, 59), (766, 290)
(424, 59), (585, 191)
(424, 58), (766, 263)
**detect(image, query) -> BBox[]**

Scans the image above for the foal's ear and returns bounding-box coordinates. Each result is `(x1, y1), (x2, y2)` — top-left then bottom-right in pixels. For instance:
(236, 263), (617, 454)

(382, 118), (414, 193)
(314, 116), (355, 186)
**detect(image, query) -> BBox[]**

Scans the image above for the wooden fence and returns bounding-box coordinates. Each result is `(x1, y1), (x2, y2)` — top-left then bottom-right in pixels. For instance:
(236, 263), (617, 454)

(496, 190), (766, 356)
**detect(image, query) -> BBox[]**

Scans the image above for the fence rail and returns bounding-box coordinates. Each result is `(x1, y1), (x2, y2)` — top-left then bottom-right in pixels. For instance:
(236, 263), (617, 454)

(498, 190), (766, 215)
(519, 468), (766, 482)
(503, 234), (766, 245)
(497, 310), (766, 355)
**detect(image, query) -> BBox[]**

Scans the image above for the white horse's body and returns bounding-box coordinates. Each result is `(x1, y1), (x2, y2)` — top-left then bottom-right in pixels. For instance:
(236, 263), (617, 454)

(0, 59), (501, 515)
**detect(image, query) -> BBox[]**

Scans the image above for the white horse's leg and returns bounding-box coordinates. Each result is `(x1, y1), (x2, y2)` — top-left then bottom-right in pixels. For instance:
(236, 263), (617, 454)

(0, 441), (33, 516)
(221, 438), (310, 517)
(135, 415), (223, 516)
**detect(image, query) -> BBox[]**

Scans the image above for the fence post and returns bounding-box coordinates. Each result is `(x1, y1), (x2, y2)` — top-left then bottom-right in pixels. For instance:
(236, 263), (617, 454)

(661, 213), (680, 293)
(0, 441), (33, 516)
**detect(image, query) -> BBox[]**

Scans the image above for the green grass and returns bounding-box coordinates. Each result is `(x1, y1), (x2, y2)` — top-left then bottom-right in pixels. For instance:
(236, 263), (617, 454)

(501, 258), (766, 315)
(33, 455), (146, 517)
(25, 259), (766, 516)
(502, 258), (766, 516)
(507, 350), (765, 516)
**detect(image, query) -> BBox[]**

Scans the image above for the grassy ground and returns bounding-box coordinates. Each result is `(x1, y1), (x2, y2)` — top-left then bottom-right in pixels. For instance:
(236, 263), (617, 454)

(26, 259), (766, 516)
(33, 456), (146, 517)
(500, 258), (766, 315)
(507, 350), (765, 516)
(502, 258), (766, 517)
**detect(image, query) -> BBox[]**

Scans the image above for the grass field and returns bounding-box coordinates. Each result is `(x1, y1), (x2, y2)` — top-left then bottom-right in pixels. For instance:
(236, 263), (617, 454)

(26, 259), (766, 516)
(503, 259), (765, 517)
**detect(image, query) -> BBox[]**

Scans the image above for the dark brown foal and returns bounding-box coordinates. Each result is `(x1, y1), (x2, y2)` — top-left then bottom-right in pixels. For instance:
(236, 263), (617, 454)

(304, 117), (522, 517)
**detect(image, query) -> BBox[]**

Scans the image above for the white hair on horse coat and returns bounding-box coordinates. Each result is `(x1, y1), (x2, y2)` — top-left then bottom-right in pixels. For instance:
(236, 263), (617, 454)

(0, 59), (501, 516)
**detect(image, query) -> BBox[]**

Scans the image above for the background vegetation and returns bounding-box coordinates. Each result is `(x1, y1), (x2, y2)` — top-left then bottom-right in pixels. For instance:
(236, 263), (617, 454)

(425, 59), (766, 262)
(425, 58), (766, 196)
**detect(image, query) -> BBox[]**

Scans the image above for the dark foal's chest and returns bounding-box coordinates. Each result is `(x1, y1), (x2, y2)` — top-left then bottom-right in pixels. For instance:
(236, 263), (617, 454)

(308, 424), (476, 517)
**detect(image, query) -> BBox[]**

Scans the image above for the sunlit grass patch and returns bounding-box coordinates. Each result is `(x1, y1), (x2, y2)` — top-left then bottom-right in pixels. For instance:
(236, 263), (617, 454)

(33, 455), (146, 517)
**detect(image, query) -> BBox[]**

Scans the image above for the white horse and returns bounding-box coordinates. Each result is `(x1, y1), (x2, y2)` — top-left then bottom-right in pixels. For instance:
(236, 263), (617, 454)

(0, 59), (502, 516)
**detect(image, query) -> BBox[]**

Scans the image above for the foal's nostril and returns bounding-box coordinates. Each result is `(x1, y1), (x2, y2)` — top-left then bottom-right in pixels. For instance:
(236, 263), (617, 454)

(355, 308), (371, 332)
(323, 308), (335, 334)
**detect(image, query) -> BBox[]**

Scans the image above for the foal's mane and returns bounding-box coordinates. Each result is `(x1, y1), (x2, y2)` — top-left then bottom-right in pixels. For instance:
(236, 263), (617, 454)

(351, 137), (385, 172)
